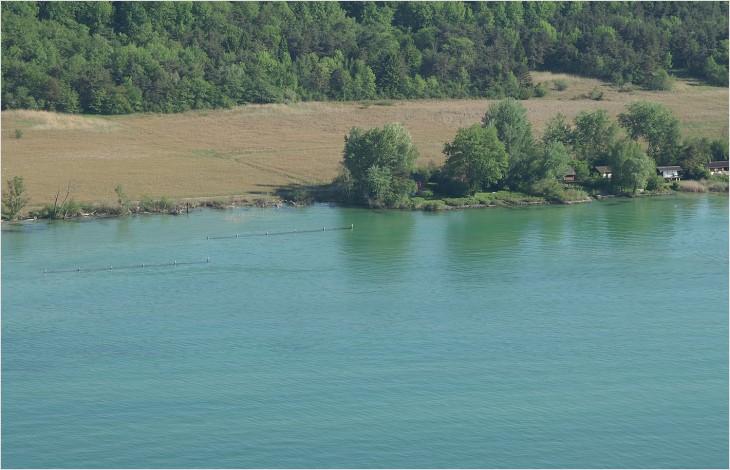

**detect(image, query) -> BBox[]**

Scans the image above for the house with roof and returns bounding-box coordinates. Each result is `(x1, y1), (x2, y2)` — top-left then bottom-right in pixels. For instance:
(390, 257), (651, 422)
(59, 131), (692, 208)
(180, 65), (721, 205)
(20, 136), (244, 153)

(561, 166), (577, 183)
(656, 166), (682, 181)
(594, 165), (612, 179)
(705, 161), (729, 174)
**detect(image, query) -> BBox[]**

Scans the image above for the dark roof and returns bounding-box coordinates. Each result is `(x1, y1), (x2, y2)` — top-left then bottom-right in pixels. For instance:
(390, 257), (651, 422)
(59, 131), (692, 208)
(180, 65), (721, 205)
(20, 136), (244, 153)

(657, 166), (682, 171)
(594, 165), (612, 173)
(706, 161), (729, 169)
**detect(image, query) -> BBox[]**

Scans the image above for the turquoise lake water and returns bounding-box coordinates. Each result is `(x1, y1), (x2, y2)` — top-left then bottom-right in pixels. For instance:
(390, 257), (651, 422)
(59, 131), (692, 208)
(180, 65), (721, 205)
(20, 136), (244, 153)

(2, 194), (728, 468)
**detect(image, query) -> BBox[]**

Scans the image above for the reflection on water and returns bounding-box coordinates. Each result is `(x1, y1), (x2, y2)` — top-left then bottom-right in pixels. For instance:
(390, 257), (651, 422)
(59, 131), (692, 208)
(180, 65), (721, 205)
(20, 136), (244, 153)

(1, 195), (728, 469)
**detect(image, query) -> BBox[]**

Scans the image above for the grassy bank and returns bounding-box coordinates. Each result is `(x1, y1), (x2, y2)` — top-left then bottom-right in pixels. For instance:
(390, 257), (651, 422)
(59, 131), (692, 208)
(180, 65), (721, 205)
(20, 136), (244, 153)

(2, 73), (727, 211)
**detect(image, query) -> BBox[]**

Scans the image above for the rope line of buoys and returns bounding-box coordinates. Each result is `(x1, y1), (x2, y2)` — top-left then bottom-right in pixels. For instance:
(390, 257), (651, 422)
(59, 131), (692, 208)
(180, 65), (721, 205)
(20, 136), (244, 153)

(206, 224), (354, 240)
(44, 258), (210, 275)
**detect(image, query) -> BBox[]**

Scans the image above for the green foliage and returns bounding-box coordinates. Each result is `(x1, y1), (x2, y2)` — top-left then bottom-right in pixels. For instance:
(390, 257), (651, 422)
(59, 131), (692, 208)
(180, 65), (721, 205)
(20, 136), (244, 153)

(562, 187), (590, 202)
(553, 79), (569, 91)
(542, 113), (572, 147)
(138, 195), (178, 213)
(39, 199), (81, 219)
(422, 200), (446, 211)
(442, 196), (480, 207)
(14, 129), (23, 139)
(572, 109), (619, 165)
(678, 138), (713, 180)
(609, 139), (657, 195)
(340, 123), (418, 207)
(442, 124), (508, 195)
(537, 141), (571, 181)
(115, 184), (131, 215)
(618, 100), (681, 165)
(587, 86), (604, 101)
(482, 98), (537, 187)
(533, 82), (548, 97)
(2, 176), (31, 220)
(477, 190), (545, 205)
(710, 138), (729, 161)
(646, 174), (667, 192)
(704, 56), (729, 87)
(3, 2), (725, 114)
(289, 186), (313, 205)
(531, 178), (567, 202)
(646, 68), (674, 91)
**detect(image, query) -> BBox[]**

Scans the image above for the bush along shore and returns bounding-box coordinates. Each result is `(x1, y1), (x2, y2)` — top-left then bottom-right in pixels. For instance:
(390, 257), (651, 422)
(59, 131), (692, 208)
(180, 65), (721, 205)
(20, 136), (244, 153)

(4, 179), (728, 223)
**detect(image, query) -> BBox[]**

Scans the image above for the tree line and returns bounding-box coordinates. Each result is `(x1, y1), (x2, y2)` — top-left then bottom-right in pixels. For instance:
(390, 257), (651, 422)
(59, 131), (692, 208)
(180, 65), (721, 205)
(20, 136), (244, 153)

(334, 99), (729, 208)
(2, 1), (727, 114)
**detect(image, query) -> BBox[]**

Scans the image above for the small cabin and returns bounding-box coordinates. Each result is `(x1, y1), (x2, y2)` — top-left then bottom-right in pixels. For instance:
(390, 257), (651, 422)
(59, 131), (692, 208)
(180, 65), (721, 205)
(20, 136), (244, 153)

(594, 165), (612, 179)
(561, 167), (577, 183)
(656, 166), (682, 181)
(705, 161), (729, 174)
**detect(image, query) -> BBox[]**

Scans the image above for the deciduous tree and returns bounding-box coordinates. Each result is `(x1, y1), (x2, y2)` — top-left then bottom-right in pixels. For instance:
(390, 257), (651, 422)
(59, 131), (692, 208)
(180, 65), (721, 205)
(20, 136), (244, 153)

(482, 98), (536, 187)
(2, 176), (30, 220)
(341, 123), (418, 207)
(609, 139), (657, 195)
(442, 124), (508, 195)
(618, 100), (681, 165)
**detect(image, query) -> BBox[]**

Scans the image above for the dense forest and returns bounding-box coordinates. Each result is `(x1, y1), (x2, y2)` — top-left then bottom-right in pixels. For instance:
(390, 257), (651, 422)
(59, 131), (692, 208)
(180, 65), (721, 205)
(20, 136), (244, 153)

(2, 1), (728, 115)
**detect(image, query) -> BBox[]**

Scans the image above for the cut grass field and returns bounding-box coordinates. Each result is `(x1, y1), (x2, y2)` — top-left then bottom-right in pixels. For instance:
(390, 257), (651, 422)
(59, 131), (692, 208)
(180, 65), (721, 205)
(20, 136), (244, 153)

(2, 72), (728, 209)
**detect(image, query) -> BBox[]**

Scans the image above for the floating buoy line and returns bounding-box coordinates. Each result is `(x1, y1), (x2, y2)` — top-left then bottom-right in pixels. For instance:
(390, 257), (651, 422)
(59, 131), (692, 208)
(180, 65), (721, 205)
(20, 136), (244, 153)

(206, 224), (354, 240)
(44, 224), (353, 275)
(44, 258), (210, 275)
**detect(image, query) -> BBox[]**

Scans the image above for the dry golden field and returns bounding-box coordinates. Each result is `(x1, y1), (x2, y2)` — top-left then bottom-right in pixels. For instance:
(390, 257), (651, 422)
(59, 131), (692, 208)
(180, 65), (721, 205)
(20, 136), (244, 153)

(2, 72), (727, 208)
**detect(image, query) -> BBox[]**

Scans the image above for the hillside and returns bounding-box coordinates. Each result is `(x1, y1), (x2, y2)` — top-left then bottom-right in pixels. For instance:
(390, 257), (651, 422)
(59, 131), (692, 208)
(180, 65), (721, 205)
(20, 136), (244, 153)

(2, 1), (728, 115)
(2, 73), (727, 208)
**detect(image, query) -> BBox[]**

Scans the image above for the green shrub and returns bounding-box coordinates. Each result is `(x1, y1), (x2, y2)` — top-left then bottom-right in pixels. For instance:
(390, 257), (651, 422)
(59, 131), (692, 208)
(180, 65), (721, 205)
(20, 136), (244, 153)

(646, 174), (667, 191)
(618, 82), (634, 93)
(38, 199), (81, 219)
(588, 86), (603, 100)
(707, 178), (729, 192)
(553, 79), (569, 91)
(533, 82), (548, 97)
(646, 68), (673, 91)
(709, 173), (729, 183)
(15, 129), (23, 139)
(442, 197), (480, 207)
(138, 195), (179, 212)
(531, 178), (566, 202)
(407, 197), (426, 209)
(422, 200), (446, 211)
(563, 188), (590, 202)
(289, 186), (313, 205)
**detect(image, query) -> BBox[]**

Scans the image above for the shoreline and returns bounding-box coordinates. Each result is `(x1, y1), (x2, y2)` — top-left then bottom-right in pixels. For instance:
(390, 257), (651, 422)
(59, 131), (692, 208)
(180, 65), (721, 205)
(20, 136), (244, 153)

(6, 189), (723, 225)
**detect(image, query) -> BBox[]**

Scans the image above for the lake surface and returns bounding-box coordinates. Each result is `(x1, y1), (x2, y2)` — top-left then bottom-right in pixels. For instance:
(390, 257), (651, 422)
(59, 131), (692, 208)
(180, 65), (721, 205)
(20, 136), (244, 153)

(2, 194), (728, 468)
